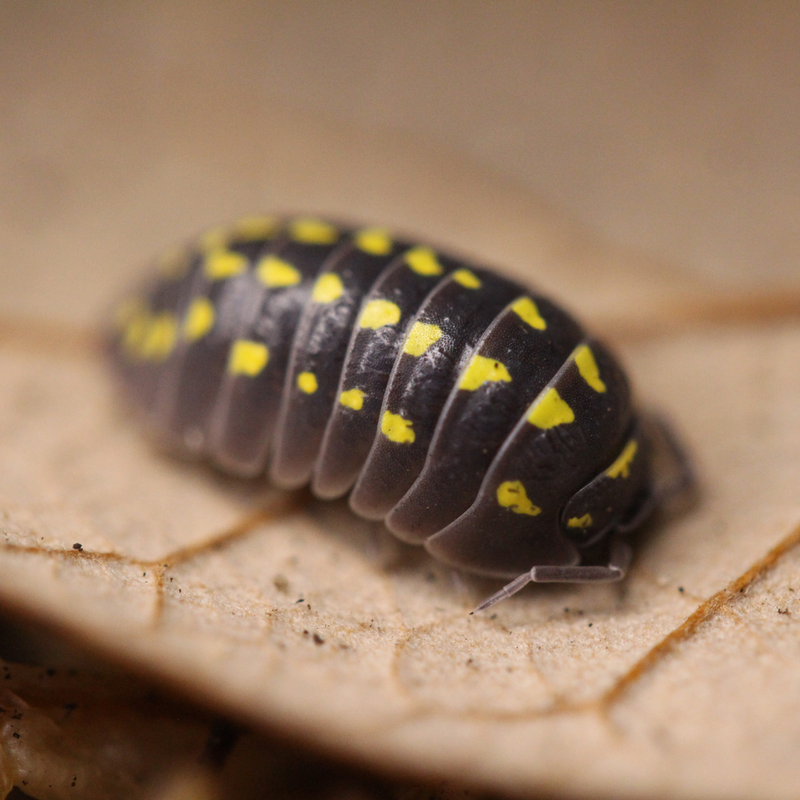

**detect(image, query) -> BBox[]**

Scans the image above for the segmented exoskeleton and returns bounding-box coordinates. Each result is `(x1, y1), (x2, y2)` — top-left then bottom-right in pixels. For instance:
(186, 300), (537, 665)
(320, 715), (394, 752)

(109, 215), (687, 610)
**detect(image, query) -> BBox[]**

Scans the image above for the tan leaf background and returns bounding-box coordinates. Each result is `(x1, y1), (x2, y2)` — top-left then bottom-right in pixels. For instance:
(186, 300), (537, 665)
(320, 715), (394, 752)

(1, 2), (800, 798)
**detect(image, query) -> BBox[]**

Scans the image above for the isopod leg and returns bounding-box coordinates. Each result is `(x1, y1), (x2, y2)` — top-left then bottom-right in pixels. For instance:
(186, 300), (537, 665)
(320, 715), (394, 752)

(470, 536), (632, 614)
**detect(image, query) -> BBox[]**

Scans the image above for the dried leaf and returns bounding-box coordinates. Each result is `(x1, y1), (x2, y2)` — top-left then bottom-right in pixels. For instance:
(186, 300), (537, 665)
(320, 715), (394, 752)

(0, 657), (212, 799)
(2, 9), (800, 800)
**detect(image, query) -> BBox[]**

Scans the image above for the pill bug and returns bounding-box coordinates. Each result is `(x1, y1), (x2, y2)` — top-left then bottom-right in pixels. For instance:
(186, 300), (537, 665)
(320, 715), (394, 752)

(109, 215), (692, 611)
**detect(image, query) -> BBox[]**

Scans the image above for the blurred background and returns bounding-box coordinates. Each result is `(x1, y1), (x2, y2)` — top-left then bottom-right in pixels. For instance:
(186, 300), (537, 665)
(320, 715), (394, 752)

(2, 0), (800, 329)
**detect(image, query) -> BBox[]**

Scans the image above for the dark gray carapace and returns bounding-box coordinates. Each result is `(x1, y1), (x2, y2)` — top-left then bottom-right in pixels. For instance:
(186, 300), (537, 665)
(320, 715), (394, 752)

(109, 215), (685, 611)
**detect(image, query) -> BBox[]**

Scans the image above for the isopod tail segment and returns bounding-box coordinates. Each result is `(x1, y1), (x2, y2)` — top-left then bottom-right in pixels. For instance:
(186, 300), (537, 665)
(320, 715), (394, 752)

(470, 410), (696, 614)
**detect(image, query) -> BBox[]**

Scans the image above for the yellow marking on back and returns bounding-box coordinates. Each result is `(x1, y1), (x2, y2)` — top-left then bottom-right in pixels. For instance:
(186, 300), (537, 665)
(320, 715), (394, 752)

(403, 322), (443, 356)
(405, 246), (444, 276)
(297, 371), (318, 394)
(512, 297), (547, 330)
(452, 268), (481, 289)
(355, 228), (392, 256)
(574, 344), (607, 393)
(228, 340), (269, 376)
(257, 255), (301, 288)
(122, 307), (150, 357)
(289, 218), (339, 245)
(567, 514), (593, 529)
(381, 411), (415, 444)
(140, 312), (177, 361)
(182, 297), (215, 342)
(496, 481), (541, 516)
(359, 299), (401, 329)
(339, 388), (366, 411)
(312, 273), (345, 303)
(606, 440), (638, 479)
(234, 215), (279, 241)
(204, 248), (248, 280)
(199, 227), (228, 251)
(459, 355), (512, 391)
(527, 387), (575, 428)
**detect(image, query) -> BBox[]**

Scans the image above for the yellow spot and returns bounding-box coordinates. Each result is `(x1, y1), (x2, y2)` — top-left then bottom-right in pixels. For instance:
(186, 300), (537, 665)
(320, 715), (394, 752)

(339, 388), (366, 411)
(140, 312), (177, 361)
(527, 388), (575, 429)
(574, 344), (607, 393)
(182, 297), (215, 342)
(289, 218), (339, 245)
(297, 371), (318, 394)
(359, 299), (401, 329)
(452, 268), (481, 289)
(459, 355), (512, 391)
(257, 255), (301, 288)
(199, 227), (228, 251)
(157, 245), (190, 278)
(355, 228), (392, 255)
(403, 322), (443, 356)
(606, 440), (638, 479)
(405, 246), (444, 276)
(122, 307), (150, 357)
(512, 297), (547, 330)
(312, 273), (344, 303)
(234, 215), (279, 241)
(381, 411), (415, 444)
(204, 248), (248, 280)
(496, 481), (541, 516)
(567, 514), (593, 529)
(228, 340), (269, 376)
